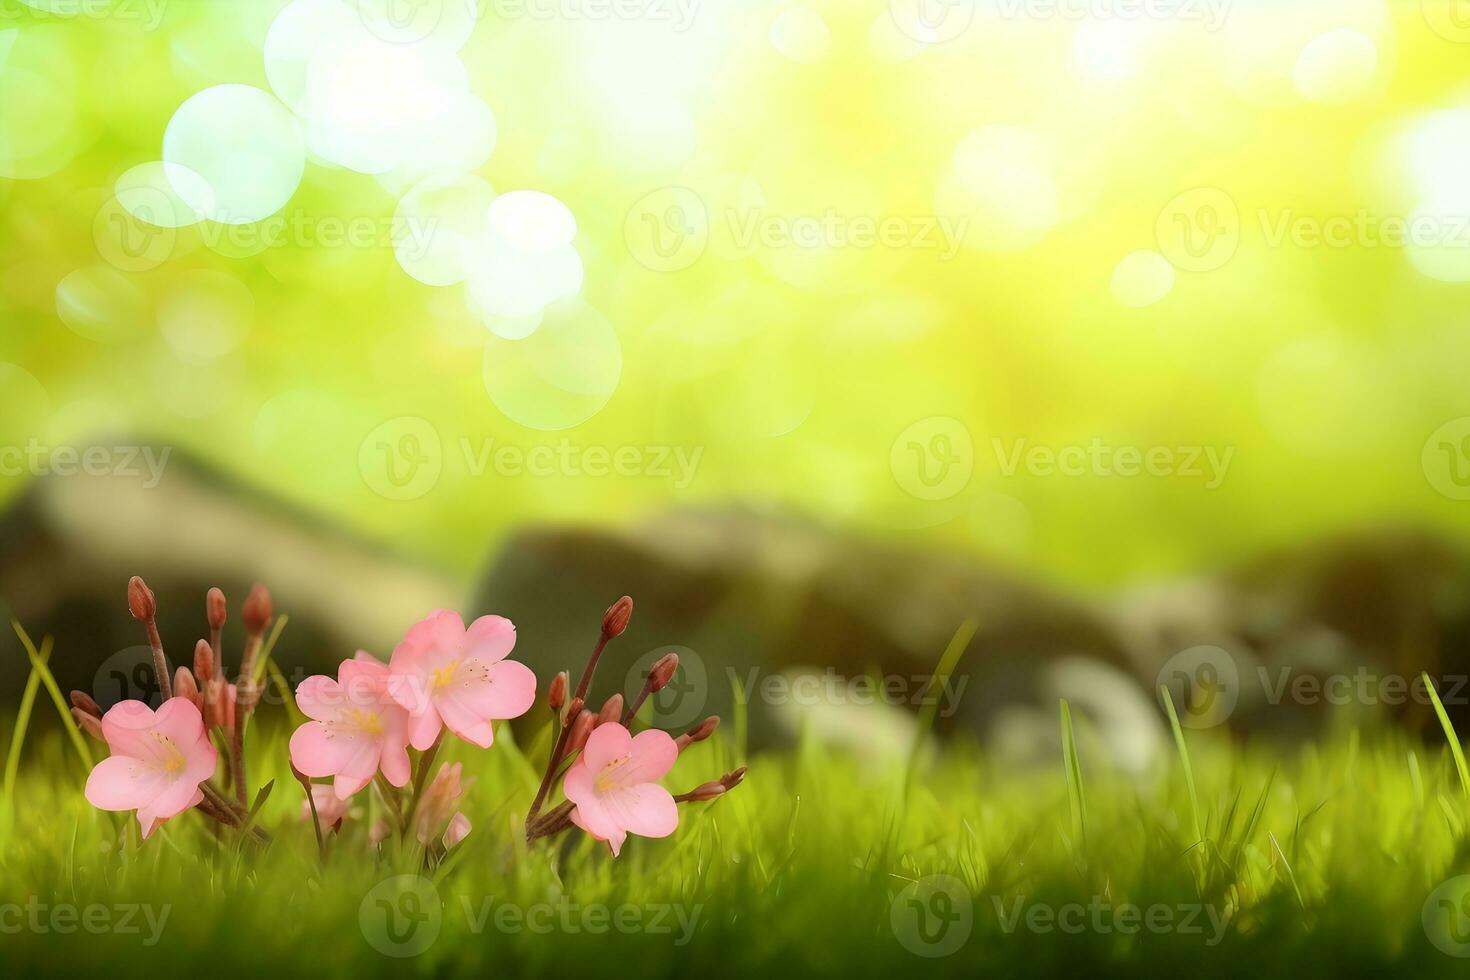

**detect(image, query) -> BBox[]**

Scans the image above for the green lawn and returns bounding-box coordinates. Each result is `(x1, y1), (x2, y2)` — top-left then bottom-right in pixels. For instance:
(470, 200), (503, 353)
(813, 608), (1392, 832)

(4, 694), (1470, 977)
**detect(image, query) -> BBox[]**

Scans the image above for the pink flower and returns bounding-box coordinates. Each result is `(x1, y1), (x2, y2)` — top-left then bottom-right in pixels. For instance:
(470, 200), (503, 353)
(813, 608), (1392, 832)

(415, 761), (473, 848)
(300, 784), (352, 828)
(563, 723), (679, 857)
(84, 698), (218, 839)
(289, 655), (411, 799)
(387, 610), (537, 750)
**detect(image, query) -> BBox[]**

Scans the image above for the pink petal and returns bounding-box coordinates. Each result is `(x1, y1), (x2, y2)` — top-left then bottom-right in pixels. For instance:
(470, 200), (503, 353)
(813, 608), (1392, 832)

(294, 675), (344, 723)
(603, 783), (678, 839)
(621, 729), (679, 785)
(434, 693), (495, 748)
(407, 704), (444, 752)
(85, 756), (164, 811)
(443, 812), (471, 848)
(333, 739), (382, 799)
(152, 697), (207, 746)
(100, 701), (159, 758)
(562, 760), (596, 807)
(568, 796), (623, 844)
(379, 733), (411, 788)
(288, 720), (360, 779)
(464, 615), (516, 664)
(581, 723), (633, 773)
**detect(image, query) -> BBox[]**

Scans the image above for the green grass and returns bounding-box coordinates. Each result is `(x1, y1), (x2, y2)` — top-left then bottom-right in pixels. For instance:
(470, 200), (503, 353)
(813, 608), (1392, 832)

(4, 694), (1470, 976)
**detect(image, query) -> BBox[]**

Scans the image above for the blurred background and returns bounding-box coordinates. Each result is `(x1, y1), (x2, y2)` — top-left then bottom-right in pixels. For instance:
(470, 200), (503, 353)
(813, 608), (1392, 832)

(2, 0), (1469, 766)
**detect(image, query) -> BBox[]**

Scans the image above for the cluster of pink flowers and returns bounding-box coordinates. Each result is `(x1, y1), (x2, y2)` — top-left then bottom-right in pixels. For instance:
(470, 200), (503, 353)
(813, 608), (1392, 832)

(77, 578), (744, 860)
(77, 577), (276, 841)
(287, 610), (534, 854)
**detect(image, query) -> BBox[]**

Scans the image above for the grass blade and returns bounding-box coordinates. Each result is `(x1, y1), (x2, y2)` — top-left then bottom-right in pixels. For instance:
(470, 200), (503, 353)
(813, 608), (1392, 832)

(1422, 673), (1470, 799)
(12, 623), (91, 770)
(1060, 698), (1087, 852)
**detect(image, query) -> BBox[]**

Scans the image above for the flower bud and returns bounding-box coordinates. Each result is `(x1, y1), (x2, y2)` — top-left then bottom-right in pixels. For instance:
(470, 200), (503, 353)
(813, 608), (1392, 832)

(207, 587), (227, 631)
(567, 709), (595, 754)
(242, 584), (272, 636)
(174, 667), (201, 710)
(648, 653), (679, 692)
(72, 708), (105, 742)
(601, 595), (633, 639)
(127, 576), (156, 622)
(684, 780), (726, 802)
(548, 671), (568, 713)
(69, 690), (102, 719)
(721, 766), (747, 790)
(676, 716), (719, 752)
(194, 639), (215, 683)
(596, 693), (623, 727)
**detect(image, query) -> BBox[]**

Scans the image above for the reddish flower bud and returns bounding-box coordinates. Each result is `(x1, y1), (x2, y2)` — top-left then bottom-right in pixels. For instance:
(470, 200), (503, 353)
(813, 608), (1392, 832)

(567, 709), (595, 754)
(69, 690), (102, 719)
(601, 596), (633, 639)
(597, 693), (623, 727)
(207, 587), (227, 631)
(174, 667), (201, 710)
(676, 716), (720, 752)
(127, 576), (156, 622)
(548, 671), (568, 713)
(683, 780), (726, 802)
(72, 708), (105, 742)
(648, 653), (679, 692)
(242, 584), (272, 636)
(194, 639), (215, 683)
(721, 766), (747, 789)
